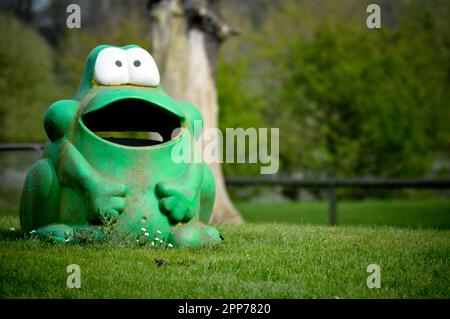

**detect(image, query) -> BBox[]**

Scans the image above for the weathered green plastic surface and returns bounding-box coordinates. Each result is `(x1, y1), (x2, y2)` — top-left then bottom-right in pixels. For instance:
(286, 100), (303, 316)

(19, 45), (222, 248)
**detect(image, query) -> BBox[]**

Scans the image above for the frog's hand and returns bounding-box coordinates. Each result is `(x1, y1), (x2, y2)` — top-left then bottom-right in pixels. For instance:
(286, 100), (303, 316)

(155, 179), (200, 223)
(87, 181), (128, 223)
(155, 159), (204, 222)
(155, 164), (214, 224)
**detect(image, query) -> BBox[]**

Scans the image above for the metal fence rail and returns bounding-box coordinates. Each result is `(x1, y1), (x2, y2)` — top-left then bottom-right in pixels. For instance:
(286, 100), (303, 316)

(225, 176), (450, 189)
(0, 143), (44, 155)
(225, 176), (450, 225)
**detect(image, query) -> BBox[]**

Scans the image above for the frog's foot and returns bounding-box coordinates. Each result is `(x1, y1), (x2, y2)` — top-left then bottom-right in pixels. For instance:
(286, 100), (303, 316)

(32, 224), (76, 242)
(167, 223), (223, 248)
(32, 224), (104, 243)
(155, 181), (198, 223)
(87, 181), (128, 223)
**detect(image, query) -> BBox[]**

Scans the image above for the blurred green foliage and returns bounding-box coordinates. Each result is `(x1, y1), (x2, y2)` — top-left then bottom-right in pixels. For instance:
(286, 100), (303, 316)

(1, 0), (449, 180)
(0, 8), (150, 142)
(218, 0), (450, 178)
(57, 16), (150, 90)
(217, 57), (265, 176)
(0, 13), (66, 142)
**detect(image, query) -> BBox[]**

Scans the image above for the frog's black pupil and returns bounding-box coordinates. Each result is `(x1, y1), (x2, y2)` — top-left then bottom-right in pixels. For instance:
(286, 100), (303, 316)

(115, 60), (122, 67)
(133, 60), (141, 67)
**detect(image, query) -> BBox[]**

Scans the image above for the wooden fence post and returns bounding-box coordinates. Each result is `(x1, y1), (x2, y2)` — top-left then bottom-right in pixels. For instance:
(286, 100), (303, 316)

(328, 186), (337, 225)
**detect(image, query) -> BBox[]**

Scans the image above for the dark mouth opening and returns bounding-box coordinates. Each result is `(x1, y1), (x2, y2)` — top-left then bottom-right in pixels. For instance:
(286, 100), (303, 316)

(81, 98), (182, 147)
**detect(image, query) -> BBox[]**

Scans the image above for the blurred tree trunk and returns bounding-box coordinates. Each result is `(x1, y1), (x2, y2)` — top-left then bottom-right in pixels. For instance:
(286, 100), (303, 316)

(148, 0), (243, 224)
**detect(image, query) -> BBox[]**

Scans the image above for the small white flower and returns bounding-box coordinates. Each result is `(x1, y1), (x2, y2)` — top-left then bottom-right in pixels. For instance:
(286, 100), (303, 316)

(140, 227), (147, 232)
(144, 232), (149, 237)
(9, 227), (15, 231)
(154, 237), (159, 241)
(29, 230), (36, 234)
(168, 244), (173, 248)
(156, 230), (162, 234)
(151, 241), (155, 246)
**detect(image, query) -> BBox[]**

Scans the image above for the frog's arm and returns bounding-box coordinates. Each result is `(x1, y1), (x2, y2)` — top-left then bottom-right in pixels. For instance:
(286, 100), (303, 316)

(52, 139), (127, 221)
(44, 100), (127, 221)
(44, 100), (96, 189)
(51, 140), (101, 191)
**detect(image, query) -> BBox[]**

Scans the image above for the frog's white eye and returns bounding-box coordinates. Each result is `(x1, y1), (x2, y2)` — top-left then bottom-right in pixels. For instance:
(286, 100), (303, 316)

(126, 47), (160, 87)
(94, 48), (130, 85)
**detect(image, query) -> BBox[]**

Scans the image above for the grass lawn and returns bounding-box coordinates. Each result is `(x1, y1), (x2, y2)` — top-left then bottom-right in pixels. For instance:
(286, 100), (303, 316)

(237, 199), (450, 229)
(1, 199), (449, 298)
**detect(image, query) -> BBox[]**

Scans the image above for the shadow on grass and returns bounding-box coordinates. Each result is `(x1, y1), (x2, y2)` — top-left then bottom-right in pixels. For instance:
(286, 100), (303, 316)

(0, 228), (23, 241)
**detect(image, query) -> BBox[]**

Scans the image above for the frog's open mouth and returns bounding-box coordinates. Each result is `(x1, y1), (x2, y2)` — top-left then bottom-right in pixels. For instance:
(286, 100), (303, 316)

(81, 98), (183, 147)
